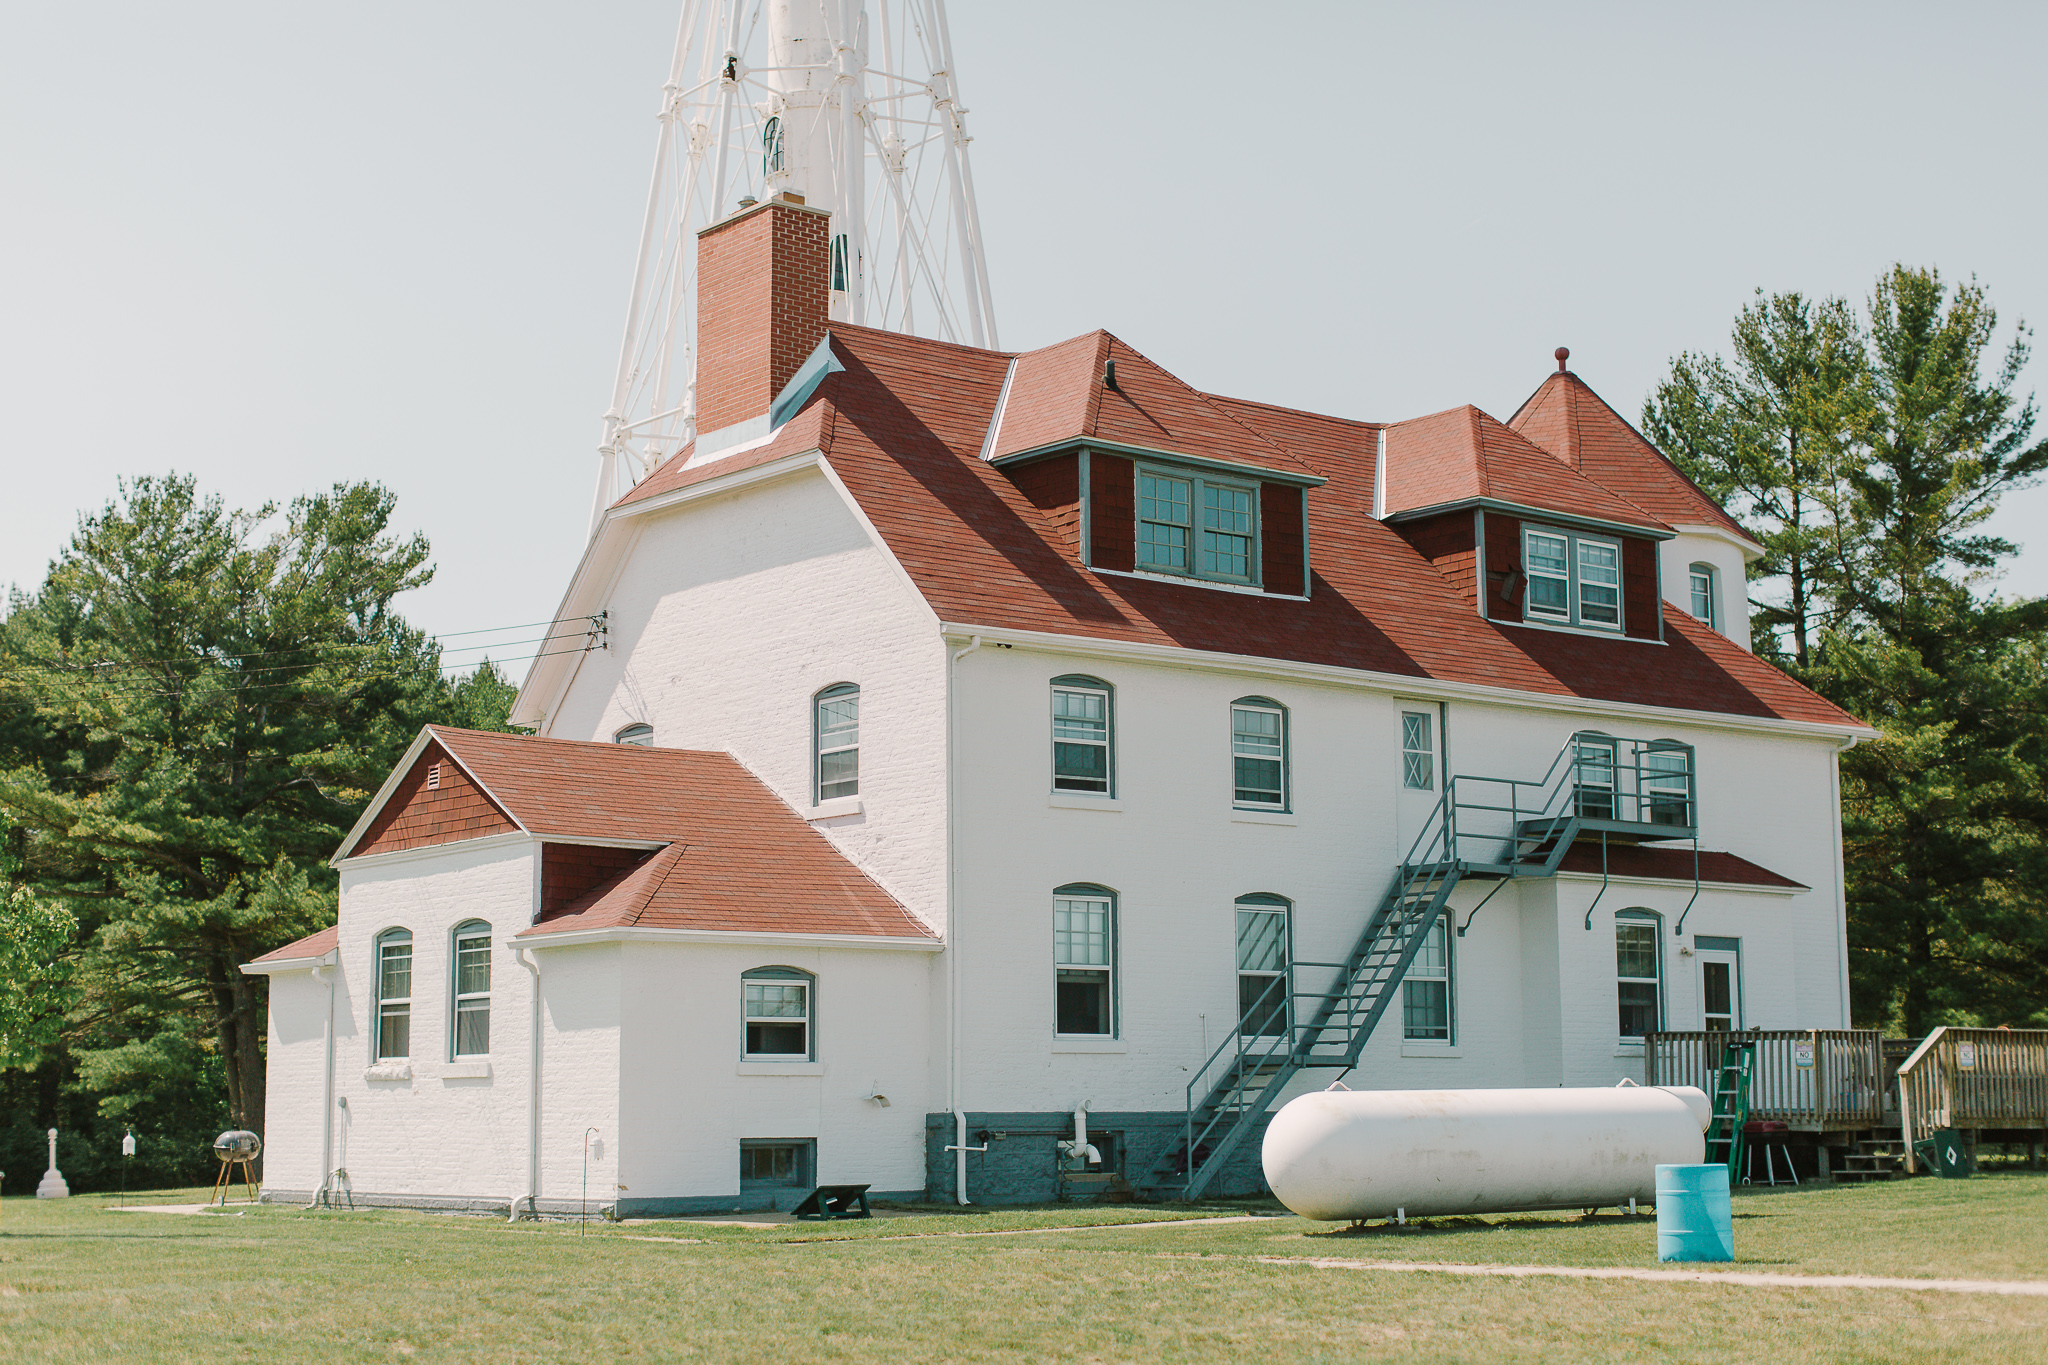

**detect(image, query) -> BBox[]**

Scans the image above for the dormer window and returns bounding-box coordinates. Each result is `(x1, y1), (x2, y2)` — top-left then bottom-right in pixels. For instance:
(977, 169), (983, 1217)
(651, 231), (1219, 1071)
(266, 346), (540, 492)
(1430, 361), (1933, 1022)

(1524, 525), (1622, 632)
(1137, 466), (1257, 585)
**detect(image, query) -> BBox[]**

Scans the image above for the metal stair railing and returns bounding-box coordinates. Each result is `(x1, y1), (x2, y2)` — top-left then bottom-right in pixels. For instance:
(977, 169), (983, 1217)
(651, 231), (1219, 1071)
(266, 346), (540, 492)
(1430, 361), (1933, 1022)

(1143, 730), (1700, 1202)
(1148, 792), (1463, 1201)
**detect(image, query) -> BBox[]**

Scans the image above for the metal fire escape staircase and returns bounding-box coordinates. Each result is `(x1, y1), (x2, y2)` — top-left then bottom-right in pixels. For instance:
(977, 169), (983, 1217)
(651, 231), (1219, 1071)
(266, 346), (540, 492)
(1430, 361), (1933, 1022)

(1145, 731), (1700, 1202)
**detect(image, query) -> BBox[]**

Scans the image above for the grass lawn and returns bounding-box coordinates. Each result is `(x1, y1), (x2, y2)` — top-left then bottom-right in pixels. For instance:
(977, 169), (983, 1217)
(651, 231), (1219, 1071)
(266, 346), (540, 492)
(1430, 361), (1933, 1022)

(0, 1173), (2043, 1362)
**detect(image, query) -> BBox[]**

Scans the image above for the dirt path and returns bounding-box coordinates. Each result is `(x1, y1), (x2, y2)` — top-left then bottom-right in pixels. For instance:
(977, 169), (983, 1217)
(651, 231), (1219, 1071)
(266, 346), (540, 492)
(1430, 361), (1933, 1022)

(1215, 1254), (2048, 1297)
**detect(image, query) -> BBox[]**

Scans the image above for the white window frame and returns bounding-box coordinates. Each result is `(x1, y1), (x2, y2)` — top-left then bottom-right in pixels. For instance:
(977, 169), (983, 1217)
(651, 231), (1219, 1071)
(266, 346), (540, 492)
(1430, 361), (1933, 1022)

(613, 722), (653, 746)
(1522, 524), (1624, 633)
(1230, 698), (1287, 810)
(813, 684), (859, 803)
(1616, 910), (1664, 1043)
(1137, 465), (1261, 586)
(1053, 885), (1116, 1038)
(1400, 710), (1435, 790)
(374, 928), (413, 1062)
(1235, 895), (1291, 1039)
(1402, 915), (1453, 1042)
(741, 967), (815, 1061)
(1051, 676), (1114, 795)
(1688, 562), (1717, 629)
(450, 920), (491, 1059)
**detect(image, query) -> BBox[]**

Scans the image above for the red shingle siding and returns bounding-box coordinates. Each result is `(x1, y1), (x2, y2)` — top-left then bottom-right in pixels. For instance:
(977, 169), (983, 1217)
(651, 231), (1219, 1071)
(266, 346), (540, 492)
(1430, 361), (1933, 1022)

(694, 198), (831, 435)
(1624, 537), (1660, 641)
(1260, 483), (1305, 596)
(540, 843), (653, 921)
(1089, 452), (1135, 571)
(1483, 512), (1522, 620)
(1393, 510), (1477, 608)
(1007, 453), (1082, 558)
(353, 742), (519, 856)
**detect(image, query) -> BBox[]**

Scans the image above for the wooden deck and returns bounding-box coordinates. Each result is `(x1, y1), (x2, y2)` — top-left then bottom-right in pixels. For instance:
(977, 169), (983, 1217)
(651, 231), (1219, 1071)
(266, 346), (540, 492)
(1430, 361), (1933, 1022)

(1897, 1027), (2048, 1172)
(1645, 1030), (1887, 1131)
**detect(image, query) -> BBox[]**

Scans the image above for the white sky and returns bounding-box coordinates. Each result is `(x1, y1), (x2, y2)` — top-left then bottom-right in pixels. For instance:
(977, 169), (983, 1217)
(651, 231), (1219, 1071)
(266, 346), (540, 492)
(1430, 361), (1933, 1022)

(5, 2), (2045, 669)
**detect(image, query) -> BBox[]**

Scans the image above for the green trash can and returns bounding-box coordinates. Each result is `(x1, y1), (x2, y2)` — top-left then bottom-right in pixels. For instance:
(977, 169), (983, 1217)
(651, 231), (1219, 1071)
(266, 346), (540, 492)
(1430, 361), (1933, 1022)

(1912, 1129), (1972, 1178)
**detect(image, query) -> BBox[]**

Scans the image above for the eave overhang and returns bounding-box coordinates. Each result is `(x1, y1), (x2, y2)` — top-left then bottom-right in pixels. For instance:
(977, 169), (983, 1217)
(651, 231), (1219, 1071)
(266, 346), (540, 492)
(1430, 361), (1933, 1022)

(991, 436), (1327, 489)
(1383, 497), (1674, 542)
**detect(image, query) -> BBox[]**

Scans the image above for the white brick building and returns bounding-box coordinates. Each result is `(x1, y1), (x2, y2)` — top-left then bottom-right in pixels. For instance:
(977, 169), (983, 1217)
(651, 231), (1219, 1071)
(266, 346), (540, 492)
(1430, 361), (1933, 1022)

(247, 195), (1870, 1212)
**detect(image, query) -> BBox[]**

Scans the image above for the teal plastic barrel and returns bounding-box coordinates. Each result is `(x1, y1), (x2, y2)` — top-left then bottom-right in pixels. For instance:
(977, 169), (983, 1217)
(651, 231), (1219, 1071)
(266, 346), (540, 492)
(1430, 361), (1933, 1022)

(1655, 1163), (1733, 1262)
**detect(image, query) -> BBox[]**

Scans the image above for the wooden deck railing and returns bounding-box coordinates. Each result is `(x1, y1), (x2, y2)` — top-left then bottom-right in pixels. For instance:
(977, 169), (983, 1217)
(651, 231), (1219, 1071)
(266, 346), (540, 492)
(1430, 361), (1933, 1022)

(1644, 1030), (1887, 1128)
(1897, 1027), (2048, 1171)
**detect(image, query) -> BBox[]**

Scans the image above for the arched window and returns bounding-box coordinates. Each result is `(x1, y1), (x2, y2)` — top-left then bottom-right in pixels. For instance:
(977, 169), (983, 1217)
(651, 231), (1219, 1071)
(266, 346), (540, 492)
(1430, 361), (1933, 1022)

(762, 115), (785, 175)
(1051, 675), (1113, 796)
(374, 928), (413, 1061)
(451, 920), (492, 1058)
(1230, 697), (1287, 809)
(1616, 909), (1664, 1041)
(1402, 915), (1453, 1042)
(1235, 894), (1290, 1037)
(614, 723), (653, 747)
(1688, 563), (1717, 628)
(814, 684), (860, 802)
(742, 966), (814, 1060)
(1053, 883), (1116, 1036)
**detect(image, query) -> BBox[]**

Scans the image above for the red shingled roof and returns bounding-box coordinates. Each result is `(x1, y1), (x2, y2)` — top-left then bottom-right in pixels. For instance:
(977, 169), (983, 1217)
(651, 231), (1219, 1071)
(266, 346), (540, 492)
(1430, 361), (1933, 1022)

(1381, 404), (1669, 531)
(335, 727), (930, 942)
(608, 325), (1859, 730)
(1509, 371), (1753, 543)
(249, 924), (338, 964)
(1555, 844), (1806, 889)
(992, 331), (1317, 479)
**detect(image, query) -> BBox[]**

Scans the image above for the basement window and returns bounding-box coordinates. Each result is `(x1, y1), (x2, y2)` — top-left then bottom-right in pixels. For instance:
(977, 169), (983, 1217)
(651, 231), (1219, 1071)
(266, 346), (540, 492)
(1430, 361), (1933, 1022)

(740, 1139), (813, 1190)
(1137, 467), (1259, 586)
(1523, 525), (1622, 632)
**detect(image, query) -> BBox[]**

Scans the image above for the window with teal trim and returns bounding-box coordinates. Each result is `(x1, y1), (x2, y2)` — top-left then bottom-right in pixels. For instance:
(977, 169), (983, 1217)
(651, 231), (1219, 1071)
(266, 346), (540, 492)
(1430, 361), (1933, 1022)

(1136, 465), (1259, 586)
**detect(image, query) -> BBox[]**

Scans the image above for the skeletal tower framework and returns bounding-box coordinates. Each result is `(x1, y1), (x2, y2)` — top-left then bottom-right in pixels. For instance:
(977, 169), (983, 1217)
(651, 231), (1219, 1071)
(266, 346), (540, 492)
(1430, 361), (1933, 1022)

(591, 0), (998, 531)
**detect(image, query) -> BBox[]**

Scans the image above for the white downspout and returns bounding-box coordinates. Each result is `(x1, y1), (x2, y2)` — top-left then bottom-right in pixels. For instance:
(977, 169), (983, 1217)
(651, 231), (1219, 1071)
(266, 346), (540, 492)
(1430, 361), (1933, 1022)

(512, 943), (542, 1220)
(304, 955), (338, 1211)
(947, 633), (982, 1205)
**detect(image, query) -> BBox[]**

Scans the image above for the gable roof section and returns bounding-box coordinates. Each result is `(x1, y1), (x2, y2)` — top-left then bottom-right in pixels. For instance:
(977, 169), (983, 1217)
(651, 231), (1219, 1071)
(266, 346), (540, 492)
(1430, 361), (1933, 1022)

(1381, 405), (1669, 532)
(1509, 371), (1755, 546)
(991, 330), (1320, 481)
(334, 726), (932, 942)
(245, 924), (339, 970)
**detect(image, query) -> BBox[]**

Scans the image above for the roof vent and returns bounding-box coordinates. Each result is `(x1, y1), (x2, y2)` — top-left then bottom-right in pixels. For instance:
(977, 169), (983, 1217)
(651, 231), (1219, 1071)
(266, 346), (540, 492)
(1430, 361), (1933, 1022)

(427, 762), (442, 791)
(1555, 346), (1570, 373)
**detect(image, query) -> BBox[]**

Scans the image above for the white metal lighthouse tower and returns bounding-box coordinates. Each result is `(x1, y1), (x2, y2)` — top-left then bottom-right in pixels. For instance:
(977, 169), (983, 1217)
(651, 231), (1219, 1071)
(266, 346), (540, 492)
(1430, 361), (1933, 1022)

(591, 0), (998, 530)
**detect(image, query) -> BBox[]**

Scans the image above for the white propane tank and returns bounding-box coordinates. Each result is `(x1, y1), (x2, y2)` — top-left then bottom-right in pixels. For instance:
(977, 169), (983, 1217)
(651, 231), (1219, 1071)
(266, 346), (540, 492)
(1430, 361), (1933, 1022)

(1262, 1085), (1710, 1221)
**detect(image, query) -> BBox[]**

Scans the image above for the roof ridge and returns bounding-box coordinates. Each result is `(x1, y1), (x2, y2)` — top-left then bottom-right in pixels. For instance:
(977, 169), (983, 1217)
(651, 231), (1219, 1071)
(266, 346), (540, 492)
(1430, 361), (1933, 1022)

(618, 843), (687, 927)
(1466, 405), (1490, 500)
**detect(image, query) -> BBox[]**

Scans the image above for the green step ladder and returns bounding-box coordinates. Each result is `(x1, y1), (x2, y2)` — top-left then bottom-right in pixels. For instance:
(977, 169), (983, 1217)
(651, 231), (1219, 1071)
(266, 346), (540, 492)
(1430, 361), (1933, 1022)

(1702, 1036), (1756, 1178)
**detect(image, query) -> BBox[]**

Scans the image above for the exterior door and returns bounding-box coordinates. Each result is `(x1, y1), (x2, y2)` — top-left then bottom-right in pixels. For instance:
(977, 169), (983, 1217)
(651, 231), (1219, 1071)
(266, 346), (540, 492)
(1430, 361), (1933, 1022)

(1394, 702), (1445, 858)
(1698, 946), (1741, 1032)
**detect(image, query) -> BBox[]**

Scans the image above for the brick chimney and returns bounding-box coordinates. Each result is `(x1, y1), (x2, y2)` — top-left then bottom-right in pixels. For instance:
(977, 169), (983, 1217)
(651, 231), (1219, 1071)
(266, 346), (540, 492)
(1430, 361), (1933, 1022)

(694, 194), (832, 440)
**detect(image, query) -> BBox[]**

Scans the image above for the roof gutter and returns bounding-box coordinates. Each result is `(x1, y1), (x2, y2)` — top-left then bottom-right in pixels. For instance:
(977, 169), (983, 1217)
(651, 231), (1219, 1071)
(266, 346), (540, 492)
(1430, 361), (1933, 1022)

(937, 620), (1877, 743)
(1383, 496), (1675, 542)
(511, 925), (942, 952)
(990, 437), (1327, 489)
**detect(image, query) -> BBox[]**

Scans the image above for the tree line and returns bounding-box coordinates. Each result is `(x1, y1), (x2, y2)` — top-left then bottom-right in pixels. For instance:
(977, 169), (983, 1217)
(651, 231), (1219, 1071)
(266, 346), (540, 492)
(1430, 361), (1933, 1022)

(1645, 265), (2047, 1036)
(0, 478), (515, 1191)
